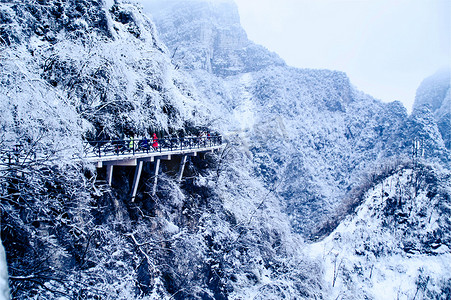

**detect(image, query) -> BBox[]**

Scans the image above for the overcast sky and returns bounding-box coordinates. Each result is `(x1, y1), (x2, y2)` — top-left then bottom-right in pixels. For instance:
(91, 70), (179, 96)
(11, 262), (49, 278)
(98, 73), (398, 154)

(233, 0), (450, 111)
(141, 0), (450, 112)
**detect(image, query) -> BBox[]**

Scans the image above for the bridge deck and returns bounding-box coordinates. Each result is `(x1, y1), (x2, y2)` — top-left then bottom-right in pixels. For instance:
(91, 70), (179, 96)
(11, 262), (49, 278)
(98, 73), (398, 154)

(83, 136), (224, 199)
(2, 135), (224, 199)
(86, 144), (223, 166)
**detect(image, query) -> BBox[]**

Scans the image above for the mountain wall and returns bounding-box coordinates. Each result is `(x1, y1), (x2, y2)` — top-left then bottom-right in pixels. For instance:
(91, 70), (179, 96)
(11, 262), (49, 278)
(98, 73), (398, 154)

(146, 0), (449, 236)
(0, 1), (324, 298)
(413, 69), (451, 149)
(309, 162), (451, 299)
(145, 0), (285, 76)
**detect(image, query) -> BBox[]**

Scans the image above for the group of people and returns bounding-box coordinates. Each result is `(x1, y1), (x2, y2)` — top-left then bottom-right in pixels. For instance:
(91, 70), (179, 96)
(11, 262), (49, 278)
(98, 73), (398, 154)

(90, 131), (221, 157)
(128, 133), (159, 152)
(120, 131), (215, 153)
(197, 131), (211, 141)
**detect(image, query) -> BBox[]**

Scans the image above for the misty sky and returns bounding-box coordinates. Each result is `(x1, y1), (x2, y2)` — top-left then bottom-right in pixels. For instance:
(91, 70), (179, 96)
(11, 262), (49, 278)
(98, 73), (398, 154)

(141, 0), (450, 112)
(234, 0), (450, 111)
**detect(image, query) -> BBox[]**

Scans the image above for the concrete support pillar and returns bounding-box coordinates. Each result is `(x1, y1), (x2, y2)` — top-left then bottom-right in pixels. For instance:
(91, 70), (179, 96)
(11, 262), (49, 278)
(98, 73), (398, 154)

(131, 160), (144, 202)
(106, 165), (114, 186)
(177, 155), (188, 183)
(152, 159), (161, 196)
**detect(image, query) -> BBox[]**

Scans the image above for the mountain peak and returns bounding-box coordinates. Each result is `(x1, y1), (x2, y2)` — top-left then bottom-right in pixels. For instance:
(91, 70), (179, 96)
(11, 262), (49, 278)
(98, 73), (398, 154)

(414, 68), (450, 111)
(146, 0), (285, 75)
(413, 68), (451, 149)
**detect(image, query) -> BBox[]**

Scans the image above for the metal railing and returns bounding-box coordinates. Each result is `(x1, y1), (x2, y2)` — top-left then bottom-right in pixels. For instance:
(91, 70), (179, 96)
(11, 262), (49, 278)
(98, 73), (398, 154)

(0, 144), (41, 169)
(0, 144), (24, 164)
(83, 135), (223, 158)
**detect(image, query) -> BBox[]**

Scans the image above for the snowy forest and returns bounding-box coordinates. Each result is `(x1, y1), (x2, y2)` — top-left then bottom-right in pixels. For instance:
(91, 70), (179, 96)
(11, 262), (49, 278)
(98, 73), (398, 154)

(0, 0), (449, 299)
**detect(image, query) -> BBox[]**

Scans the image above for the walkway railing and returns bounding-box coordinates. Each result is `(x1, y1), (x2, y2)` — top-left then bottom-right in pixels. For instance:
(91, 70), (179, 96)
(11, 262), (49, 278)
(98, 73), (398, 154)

(0, 135), (223, 165)
(0, 144), (38, 166)
(83, 135), (223, 158)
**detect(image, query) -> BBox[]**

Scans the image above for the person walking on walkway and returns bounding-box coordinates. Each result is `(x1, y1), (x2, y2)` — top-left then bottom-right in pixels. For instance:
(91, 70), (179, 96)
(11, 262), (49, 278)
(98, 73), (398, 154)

(152, 133), (159, 150)
(129, 136), (135, 152)
(140, 136), (149, 152)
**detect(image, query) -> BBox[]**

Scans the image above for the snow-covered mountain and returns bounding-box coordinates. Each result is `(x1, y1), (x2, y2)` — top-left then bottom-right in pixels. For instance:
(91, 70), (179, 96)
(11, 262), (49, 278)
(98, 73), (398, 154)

(144, 0), (285, 76)
(0, 1), (323, 298)
(309, 162), (451, 299)
(0, 0), (449, 299)
(413, 69), (450, 150)
(145, 0), (449, 235)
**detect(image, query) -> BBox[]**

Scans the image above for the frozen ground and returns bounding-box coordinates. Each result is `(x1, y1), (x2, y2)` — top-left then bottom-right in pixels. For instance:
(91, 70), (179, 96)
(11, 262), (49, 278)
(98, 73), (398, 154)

(307, 166), (451, 299)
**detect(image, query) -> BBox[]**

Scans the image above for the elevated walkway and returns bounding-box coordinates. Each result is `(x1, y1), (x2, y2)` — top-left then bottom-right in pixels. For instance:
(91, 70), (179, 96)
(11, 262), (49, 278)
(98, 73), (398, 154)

(84, 136), (223, 199)
(1, 136), (224, 200)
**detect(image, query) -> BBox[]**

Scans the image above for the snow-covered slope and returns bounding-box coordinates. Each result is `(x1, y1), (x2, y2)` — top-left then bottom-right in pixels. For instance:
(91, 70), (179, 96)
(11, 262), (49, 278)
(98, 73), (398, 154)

(309, 163), (451, 299)
(145, 0), (449, 236)
(0, 1), (324, 298)
(1, 0), (448, 299)
(413, 69), (451, 149)
(0, 0), (213, 148)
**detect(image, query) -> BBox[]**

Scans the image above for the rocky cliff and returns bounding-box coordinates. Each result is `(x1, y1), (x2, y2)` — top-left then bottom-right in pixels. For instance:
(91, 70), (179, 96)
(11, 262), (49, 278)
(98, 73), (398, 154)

(0, 0), (449, 299)
(0, 1), (324, 298)
(413, 69), (450, 149)
(146, 0), (449, 236)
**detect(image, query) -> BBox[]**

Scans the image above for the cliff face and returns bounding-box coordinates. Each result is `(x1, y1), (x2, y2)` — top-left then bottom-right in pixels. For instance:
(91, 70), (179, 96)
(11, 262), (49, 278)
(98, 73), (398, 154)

(146, 0), (449, 235)
(1, 0), (449, 299)
(145, 0), (285, 76)
(309, 163), (451, 299)
(0, 1), (324, 299)
(413, 69), (451, 149)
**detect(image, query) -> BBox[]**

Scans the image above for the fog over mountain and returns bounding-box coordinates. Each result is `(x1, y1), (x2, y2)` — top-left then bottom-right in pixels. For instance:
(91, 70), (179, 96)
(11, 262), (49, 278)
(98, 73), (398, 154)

(413, 69), (451, 150)
(0, 0), (449, 299)
(145, 0), (448, 234)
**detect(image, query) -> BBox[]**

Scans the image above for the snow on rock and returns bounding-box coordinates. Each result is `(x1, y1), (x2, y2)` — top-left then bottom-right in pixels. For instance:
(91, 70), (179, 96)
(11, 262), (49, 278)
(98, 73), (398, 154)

(308, 163), (451, 299)
(232, 73), (256, 132)
(146, 0), (449, 237)
(0, 240), (9, 300)
(413, 68), (451, 150)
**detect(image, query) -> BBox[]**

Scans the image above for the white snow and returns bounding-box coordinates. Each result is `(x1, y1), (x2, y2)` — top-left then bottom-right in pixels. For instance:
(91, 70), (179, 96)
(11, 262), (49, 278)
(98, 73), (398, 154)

(232, 73), (255, 133)
(0, 241), (9, 300)
(307, 166), (451, 299)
